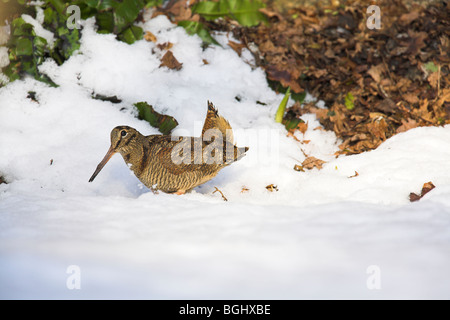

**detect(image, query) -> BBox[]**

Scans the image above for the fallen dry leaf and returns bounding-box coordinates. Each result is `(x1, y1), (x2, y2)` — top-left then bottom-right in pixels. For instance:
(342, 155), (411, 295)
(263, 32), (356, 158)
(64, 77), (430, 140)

(265, 64), (303, 93)
(396, 118), (418, 133)
(157, 42), (173, 51)
(144, 31), (157, 42)
(259, 7), (283, 21)
(367, 64), (384, 83)
(427, 72), (440, 89)
(164, 0), (193, 22)
(302, 156), (326, 170)
(240, 186), (249, 193)
(297, 121), (308, 134)
(265, 184), (278, 192)
(403, 93), (420, 105)
(399, 10), (421, 25)
(348, 171), (359, 178)
(409, 181), (435, 202)
(159, 51), (182, 70)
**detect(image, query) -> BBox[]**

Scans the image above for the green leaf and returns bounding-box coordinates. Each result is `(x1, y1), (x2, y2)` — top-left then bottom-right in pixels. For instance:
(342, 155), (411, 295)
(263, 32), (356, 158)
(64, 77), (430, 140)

(15, 37), (33, 56)
(113, 0), (145, 33)
(11, 18), (34, 36)
(33, 36), (48, 62)
(118, 25), (143, 44)
(291, 91), (306, 103)
(2, 62), (21, 82)
(192, 0), (267, 26)
(345, 92), (355, 110)
(134, 102), (179, 135)
(177, 20), (219, 46)
(192, 1), (219, 20)
(47, 0), (68, 16)
(85, 0), (115, 10)
(96, 11), (115, 33)
(53, 27), (80, 62)
(284, 118), (303, 130)
(424, 61), (438, 73)
(275, 87), (290, 123)
(43, 7), (56, 25)
(144, 0), (163, 8)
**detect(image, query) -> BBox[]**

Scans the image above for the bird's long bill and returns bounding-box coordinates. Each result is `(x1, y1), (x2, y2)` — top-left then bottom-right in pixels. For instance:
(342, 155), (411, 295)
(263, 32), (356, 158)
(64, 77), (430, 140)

(88, 146), (116, 182)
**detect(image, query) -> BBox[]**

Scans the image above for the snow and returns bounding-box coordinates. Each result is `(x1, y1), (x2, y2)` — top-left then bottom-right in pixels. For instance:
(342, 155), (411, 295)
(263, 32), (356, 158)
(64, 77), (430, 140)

(1, 15), (450, 299)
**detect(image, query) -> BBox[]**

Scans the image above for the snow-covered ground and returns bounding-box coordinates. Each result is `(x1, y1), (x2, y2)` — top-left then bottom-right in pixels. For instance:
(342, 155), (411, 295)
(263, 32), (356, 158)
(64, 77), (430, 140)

(1, 15), (449, 299)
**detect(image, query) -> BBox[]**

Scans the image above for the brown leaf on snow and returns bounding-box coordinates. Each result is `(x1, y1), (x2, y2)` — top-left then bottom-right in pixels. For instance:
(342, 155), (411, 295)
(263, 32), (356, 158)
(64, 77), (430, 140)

(266, 184), (279, 192)
(157, 42), (173, 51)
(409, 181), (435, 202)
(241, 186), (249, 193)
(144, 31), (157, 42)
(348, 171), (359, 178)
(302, 156), (326, 170)
(159, 51), (182, 70)
(297, 121), (308, 134)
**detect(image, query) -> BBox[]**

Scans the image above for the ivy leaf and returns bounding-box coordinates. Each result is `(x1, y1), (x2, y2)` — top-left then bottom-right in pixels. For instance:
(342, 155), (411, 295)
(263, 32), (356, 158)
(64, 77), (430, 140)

(85, 0), (115, 10)
(113, 0), (145, 34)
(15, 37), (33, 56)
(118, 25), (143, 44)
(177, 20), (219, 46)
(134, 102), (179, 135)
(11, 17), (34, 36)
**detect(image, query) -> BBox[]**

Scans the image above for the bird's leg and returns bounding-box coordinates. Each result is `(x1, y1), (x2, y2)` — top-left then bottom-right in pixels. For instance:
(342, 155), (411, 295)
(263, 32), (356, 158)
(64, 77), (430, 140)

(175, 189), (186, 195)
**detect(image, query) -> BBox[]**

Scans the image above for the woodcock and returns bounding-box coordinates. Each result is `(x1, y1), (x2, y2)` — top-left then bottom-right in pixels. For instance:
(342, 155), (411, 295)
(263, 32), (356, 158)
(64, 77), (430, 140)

(89, 101), (248, 194)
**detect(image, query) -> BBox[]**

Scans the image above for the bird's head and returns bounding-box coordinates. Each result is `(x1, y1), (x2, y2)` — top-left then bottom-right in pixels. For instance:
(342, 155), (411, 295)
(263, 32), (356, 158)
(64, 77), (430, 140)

(88, 126), (140, 182)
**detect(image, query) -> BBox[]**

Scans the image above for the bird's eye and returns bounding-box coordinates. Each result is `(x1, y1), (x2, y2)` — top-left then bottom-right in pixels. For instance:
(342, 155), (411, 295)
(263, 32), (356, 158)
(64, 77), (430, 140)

(121, 130), (127, 137)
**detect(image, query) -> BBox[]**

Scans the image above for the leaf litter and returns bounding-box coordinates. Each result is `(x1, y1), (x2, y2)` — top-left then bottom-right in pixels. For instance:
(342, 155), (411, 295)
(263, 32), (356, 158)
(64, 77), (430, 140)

(197, 0), (449, 156)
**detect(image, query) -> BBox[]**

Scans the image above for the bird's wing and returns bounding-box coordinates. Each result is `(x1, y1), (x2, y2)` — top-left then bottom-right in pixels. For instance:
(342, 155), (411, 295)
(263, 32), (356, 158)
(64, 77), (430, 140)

(154, 135), (210, 175)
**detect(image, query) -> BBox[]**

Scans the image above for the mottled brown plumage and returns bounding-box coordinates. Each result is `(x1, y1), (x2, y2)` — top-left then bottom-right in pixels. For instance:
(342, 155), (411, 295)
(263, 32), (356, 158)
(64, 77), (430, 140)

(89, 101), (248, 194)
